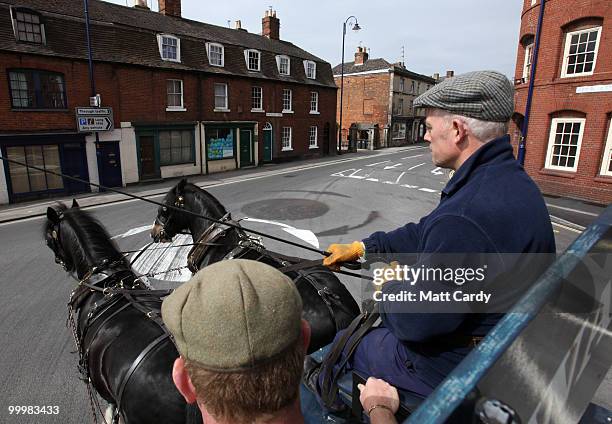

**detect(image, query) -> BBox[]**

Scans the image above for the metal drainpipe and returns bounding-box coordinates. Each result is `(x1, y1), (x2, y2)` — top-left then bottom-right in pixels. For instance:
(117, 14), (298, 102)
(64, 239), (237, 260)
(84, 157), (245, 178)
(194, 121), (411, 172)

(198, 73), (204, 175)
(518, 0), (546, 166)
(83, 0), (100, 189)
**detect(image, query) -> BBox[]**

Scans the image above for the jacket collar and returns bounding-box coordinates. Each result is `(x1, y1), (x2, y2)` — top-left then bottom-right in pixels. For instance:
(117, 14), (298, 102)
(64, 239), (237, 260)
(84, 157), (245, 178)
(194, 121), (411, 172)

(441, 135), (514, 198)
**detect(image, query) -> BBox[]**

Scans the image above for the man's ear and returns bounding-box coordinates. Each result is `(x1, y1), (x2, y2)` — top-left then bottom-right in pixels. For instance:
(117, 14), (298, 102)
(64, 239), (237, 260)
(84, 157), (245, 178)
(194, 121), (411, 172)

(71, 199), (80, 208)
(301, 319), (311, 352)
(172, 357), (198, 404)
(47, 207), (60, 223)
(451, 118), (469, 144)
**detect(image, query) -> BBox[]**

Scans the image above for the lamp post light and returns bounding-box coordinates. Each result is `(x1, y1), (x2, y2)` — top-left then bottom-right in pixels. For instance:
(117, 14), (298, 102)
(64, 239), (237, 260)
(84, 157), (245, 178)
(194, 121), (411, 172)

(338, 16), (361, 154)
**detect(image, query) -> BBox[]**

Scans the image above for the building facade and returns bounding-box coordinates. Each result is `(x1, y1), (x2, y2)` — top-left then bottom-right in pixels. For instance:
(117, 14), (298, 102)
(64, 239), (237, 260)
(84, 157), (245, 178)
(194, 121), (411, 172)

(0, 0), (337, 204)
(513, 0), (611, 205)
(332, 47), (436, 150)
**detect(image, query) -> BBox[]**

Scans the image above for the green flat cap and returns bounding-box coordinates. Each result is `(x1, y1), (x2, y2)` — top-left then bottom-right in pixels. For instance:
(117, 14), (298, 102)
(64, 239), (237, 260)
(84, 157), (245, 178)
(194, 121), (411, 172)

(162, 259), (303, 371)
(414, 70), (514, 122)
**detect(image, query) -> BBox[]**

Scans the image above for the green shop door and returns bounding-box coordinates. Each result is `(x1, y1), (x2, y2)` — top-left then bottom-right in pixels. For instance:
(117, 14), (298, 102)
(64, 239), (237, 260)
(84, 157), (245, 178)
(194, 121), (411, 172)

(263, 125), (273, 162)
(239, 129), (253, 167)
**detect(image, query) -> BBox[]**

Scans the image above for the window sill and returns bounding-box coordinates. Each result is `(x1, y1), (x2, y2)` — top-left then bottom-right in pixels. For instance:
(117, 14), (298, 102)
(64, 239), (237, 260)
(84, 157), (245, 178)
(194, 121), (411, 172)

(161, 58), (181, 63)
(209, 63), (224, 67)
(214, 108), (231, 113)
(251, 108), (265, 113)
(560, 71), (595, 79)
(309, 111), (320, 115)
(538, 168), (577, 179)
(11, 108), (69, 112)
(282, 110), (294, 114)
(281, 147), (293, 152)
(594, 175), (612, 183)
(166, 107), (187, 112)
(309, 145), (319, 149)
(247, 69), (261, 73)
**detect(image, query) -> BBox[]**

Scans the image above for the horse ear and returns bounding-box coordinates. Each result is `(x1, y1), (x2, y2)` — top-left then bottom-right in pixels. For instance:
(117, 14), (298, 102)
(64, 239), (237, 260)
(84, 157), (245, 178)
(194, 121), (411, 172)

(176, 178), (187, 194)
(47, 207), (60, 223)
(71, 199), (80, 208)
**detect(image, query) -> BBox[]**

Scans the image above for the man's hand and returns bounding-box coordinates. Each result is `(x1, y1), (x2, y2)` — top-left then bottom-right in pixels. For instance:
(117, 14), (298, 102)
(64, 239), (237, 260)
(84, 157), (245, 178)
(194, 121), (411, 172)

(358, 377), (399, 423)
(323, 241), (364, 268)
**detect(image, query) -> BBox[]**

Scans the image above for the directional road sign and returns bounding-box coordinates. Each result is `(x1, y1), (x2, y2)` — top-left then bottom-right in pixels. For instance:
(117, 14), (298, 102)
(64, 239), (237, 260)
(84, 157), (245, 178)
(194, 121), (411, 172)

(75, 107), (114, 132)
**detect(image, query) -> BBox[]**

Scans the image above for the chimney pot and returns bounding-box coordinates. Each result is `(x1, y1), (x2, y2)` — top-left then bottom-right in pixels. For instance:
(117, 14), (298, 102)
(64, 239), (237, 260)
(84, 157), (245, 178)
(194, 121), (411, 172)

(354, 46), (369, 65)
(235, 20), (242, 29)
(446, 70), (454, 78)
(159, 0), (181, 18)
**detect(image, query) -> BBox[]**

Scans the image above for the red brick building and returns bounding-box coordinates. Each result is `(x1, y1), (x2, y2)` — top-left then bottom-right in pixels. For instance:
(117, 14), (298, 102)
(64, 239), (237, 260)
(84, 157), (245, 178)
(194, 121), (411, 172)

(332, 47), (436, 150)
(513, 0), (612, 205)
(0, 0), (337, 204)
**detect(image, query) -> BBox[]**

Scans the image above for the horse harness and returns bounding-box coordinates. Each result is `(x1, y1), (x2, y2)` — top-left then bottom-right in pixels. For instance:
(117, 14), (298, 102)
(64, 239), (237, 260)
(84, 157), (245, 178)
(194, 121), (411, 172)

(67, 260), (176, 424)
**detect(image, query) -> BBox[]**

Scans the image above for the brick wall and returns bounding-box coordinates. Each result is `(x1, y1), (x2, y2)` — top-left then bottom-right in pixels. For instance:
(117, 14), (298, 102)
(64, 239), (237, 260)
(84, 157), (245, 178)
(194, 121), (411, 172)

(334, 72), (390, 142)
(0, 52), (337, 160)
(514, 0), (612, 205)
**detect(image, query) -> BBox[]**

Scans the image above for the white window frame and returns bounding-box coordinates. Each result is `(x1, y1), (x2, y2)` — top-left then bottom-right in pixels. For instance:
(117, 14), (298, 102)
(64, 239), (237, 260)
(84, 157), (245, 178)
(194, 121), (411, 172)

(282, 89), (293, 113)
(544, 117), (585, 172)
(157, 34), (181, 62)
(392, 123), (406, 140)
(600, 118), (612, 177)
(310, 92), (319, 114)
(309, 126), (318, 149)
(282, 127), (293, 151)
(276, 55), (290, 76)
(244, 49), (261, 72)
(523, 43), (534, 82)
(560, 26), (602, 78)
(251, 86), (263, 112)
(206, 42), (224, 67)
(304, 60), (316, 79)
(166, 79), (185, 111)
(11, 8), (46, 44)
(214, 83), (229, 111)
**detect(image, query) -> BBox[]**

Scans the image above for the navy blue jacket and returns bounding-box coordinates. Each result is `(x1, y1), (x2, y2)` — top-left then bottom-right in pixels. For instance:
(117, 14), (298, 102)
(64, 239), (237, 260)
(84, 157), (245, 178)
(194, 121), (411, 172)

(362, 135), (556, 386)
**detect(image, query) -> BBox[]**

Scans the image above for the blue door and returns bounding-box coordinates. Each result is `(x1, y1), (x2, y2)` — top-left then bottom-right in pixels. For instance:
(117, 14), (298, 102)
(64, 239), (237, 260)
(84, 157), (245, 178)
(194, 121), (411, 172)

(97, 141), (122, 189)
(61, 142), (90, 194)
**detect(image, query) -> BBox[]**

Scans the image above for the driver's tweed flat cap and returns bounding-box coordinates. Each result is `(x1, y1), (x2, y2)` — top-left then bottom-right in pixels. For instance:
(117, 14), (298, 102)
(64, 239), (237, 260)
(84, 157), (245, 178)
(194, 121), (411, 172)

(162, 259), (302, 371)
(414, 70), (514, 122)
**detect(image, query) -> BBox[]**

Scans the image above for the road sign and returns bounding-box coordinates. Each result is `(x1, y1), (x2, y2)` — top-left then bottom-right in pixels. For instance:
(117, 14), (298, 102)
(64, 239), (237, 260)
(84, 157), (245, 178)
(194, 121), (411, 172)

(75, 107), (114, 132)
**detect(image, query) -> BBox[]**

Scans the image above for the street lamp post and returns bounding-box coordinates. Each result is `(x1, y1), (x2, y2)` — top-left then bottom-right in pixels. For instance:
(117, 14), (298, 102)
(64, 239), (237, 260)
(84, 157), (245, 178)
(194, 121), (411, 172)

(338, 16), (361, 154)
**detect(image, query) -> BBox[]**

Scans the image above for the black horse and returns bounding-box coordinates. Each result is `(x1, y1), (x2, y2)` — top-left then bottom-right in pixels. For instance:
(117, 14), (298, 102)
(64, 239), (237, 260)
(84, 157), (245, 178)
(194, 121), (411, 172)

(44, 202), (199, 424)
(151, 179), (361, 352)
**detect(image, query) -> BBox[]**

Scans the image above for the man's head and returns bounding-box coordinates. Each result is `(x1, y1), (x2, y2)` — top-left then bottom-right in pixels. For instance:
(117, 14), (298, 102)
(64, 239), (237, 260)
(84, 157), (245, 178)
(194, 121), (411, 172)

(162, 259), (309, 424)
(415, 70), (514, 170)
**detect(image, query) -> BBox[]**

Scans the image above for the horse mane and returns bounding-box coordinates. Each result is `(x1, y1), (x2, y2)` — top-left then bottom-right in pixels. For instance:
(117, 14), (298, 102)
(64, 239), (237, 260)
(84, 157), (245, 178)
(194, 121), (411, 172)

(50, 205), (126, 270)
(185, 183), (228, 217)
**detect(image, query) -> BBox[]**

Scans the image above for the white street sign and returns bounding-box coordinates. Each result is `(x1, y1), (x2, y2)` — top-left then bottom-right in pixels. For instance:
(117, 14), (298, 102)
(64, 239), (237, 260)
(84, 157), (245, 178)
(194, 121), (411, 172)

(76, 107), (114, 132)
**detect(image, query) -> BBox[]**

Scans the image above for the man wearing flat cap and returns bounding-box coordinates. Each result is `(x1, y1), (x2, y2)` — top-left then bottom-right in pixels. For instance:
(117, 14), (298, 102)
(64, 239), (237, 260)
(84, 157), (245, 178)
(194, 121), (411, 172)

(163, 259), (310, 424)
(312, 71), (555, 402)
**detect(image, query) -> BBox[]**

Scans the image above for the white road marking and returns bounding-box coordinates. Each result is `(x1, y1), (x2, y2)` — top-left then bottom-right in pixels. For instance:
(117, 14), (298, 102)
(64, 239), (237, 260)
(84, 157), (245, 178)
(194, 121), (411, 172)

(431, 167), (444, 175)
(347, 169), (366, 179)
(419, 188), (438, 193)
(366, 178), (379, 182)
(111, 224), (153, 240)
(546, 203), (598, 217)
(383, 172), (406, 185)
(401, 154), (424, 160)
(331, 169), (357, 177)
(384, 163), (402, 170)
(365, 160), (390, 167)
(401, 184), (418, 188)
(407, 163), (426, 171)
(242, 217), (319, 248)
(551, 222), (582, 234)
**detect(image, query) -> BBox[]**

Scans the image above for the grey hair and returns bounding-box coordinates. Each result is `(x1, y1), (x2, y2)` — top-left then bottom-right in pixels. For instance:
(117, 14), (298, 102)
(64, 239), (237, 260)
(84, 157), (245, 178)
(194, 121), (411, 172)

(433, 109), (508, 142)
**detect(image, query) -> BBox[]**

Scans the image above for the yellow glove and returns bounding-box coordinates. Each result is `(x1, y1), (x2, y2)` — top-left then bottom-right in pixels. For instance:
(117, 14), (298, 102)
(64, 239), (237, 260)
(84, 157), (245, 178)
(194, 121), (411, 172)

(323, 241), (365, 267)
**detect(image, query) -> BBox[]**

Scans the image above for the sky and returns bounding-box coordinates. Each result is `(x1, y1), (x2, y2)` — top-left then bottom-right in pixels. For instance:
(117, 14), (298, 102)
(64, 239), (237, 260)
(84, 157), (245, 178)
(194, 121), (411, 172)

(103, 0), (523, 79)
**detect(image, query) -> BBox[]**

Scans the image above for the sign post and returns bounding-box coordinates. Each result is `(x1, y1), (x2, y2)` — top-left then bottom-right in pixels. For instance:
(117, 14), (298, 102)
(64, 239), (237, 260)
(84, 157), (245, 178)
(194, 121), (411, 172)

(75, 107), (114, 132)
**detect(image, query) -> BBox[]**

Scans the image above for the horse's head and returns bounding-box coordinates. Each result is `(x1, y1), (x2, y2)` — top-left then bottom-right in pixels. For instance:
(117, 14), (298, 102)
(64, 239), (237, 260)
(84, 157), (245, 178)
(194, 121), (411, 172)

(151, 178), (191, 242)
(44, 203), (73, 271)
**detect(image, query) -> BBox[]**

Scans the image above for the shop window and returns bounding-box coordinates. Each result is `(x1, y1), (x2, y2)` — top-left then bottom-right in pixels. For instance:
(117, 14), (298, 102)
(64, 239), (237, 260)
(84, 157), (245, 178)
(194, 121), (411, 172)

(207, 128), (235, 160)
(392, 123), (406, 139)
(544, 117), (585, 172)
(159, 129), (194, 165)
(8, 69), (66, 109)
(11, 8), (45, 44)
(6, 145), (63, 194)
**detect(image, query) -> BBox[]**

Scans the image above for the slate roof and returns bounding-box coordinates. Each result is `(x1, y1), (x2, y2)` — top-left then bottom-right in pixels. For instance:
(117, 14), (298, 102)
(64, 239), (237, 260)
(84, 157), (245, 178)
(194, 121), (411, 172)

(333, 58), (436, 84)
(0, 0), (336, 88)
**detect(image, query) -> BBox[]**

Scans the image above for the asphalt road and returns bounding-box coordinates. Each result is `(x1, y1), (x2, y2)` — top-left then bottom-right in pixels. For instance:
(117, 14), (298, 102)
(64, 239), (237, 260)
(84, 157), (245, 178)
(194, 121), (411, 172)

(0, 146), (605, 423)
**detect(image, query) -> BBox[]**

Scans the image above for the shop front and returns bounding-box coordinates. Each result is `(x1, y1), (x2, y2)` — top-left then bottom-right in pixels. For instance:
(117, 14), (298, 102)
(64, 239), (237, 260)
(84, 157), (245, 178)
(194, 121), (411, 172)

(0, 133), (90, 203)
(204, 123), (257, 174)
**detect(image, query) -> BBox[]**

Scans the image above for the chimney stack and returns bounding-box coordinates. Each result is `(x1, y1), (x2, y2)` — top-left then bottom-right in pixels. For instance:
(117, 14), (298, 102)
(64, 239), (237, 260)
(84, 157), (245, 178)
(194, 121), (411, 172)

(262, 9), (280, 40)
(133, 0), (149, 10)
(159, 0), (181, 18)
(354, 46), (369, 65)
(446, 70), (454, 78)
(433, 72), (440, 80)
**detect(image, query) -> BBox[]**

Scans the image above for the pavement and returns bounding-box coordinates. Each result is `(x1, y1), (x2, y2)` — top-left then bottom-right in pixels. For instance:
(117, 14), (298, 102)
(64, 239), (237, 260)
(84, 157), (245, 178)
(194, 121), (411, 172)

(0, 144), (607, 227)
